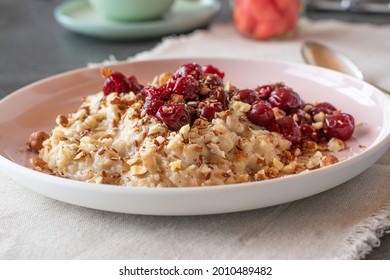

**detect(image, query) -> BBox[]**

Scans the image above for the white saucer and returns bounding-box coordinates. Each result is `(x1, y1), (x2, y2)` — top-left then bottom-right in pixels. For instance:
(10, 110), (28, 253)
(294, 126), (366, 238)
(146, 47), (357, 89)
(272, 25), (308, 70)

(54, 0), (221, 40)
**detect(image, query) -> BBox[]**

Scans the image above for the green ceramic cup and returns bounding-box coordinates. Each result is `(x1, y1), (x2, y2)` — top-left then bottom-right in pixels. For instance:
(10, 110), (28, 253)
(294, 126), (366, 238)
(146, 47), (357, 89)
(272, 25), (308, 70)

(88, 0), (175, 22)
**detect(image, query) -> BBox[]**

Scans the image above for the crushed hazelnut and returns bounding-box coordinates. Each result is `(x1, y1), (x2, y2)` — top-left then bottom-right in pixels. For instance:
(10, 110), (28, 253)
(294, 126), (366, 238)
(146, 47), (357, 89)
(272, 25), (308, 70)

(56, 115), (69, 127)
(321, 155), (339, 166)
(28, 131), (49, 152)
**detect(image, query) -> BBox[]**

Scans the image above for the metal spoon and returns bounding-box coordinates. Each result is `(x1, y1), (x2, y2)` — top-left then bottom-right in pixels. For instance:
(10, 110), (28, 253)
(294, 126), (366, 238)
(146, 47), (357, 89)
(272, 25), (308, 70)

(301, 41), (389, 95)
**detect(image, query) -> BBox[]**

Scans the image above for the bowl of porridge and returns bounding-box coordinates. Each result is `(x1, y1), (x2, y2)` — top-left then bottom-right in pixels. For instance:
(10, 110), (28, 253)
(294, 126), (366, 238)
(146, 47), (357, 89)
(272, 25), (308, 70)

(0, 58), (389, 215)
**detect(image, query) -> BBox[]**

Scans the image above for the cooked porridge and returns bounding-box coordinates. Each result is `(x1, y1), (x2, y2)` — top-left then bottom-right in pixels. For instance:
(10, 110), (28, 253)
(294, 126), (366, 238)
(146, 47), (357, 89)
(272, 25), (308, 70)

(28, 63), (355, 187)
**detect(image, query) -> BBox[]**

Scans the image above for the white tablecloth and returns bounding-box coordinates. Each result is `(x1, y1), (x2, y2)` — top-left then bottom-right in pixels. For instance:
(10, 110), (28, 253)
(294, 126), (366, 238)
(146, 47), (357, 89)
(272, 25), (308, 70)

(2, 19), (390, 259)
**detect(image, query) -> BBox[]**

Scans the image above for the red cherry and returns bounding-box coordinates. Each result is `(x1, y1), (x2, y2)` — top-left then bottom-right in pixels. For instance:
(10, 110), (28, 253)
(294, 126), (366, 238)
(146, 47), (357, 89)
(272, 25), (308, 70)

(268, 87), (302, 112)
(235, 89), (259, 104)
(203, 74), (224, 89)
(267, 122), (281, 133)
(173, 76), (199, 100)
(209, 89), (229, 108)
(300, 124), (321, 142)
(290, 109), (312, 125)
(247, 101), (275, 127)
(254, 84), (274, 100)
(309, 102), (337, 116)
(143, 98), (164, 116)
(200, 102), (223, 121)
(176, 63), (203, 80)
(102, 72), (130, 95)
(156, 104), (191, 131)
(276, 116), (302, 145)
(323, 113), (355, 140)
(202, 64), (225, 79)
(141, 86), (161, 100)
(127, 75), (143, 93)
(157, 78), (176, 100)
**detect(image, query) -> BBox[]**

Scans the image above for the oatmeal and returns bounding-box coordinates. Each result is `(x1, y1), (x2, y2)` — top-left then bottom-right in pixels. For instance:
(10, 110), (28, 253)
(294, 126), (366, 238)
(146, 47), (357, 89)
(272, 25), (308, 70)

(29, 63), (355, 187)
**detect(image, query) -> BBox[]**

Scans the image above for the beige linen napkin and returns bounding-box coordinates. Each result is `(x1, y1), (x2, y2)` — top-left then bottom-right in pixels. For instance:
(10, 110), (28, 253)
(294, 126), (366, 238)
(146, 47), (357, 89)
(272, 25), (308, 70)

(1, 20), (390, 259)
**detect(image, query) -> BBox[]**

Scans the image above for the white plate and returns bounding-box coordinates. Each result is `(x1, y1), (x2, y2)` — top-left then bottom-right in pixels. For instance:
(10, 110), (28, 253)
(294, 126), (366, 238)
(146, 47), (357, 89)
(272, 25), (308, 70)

(1, 58), (389, 215)
(54, 0), (221, 40)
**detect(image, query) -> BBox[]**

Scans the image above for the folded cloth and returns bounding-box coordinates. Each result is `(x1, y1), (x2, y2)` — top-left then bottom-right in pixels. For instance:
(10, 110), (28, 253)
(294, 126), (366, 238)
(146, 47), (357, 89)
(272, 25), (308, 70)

(1, 20), (390, 259)
(132, 20), (390, 91)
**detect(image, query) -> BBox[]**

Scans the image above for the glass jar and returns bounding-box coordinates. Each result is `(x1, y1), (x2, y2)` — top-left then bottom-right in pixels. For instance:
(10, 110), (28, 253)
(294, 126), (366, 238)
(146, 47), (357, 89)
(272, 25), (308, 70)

(233, 0), (302, 40)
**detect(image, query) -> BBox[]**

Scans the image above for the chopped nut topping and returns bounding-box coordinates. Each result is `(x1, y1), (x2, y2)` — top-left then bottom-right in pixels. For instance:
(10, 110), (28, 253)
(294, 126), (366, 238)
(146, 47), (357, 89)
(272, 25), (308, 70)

(302, 140), (318, 152)
(273, 107), (286, 120)
(30, 156), (48, 171)
(312, 121), (323, 130)
(130, 166), (147, 176)
(56, 115), (69, 127)
(321, 155), (339, 166)
(313, 112), (325, 122)
(328, 138), (345, 152)
(169, 94), (185, 104)
(28, 131), (49, 152)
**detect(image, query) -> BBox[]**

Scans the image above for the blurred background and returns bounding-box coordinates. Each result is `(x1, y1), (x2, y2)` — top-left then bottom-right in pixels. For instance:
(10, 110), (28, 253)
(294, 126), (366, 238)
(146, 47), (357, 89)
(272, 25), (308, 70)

(1, 0), (390, 99)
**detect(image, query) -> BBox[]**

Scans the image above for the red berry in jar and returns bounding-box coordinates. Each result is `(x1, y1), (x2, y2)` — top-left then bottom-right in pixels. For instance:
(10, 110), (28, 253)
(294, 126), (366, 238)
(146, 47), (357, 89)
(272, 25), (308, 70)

(202, 64), (225, 79)
(268, 86), (302, 112)
(176, 63), (203, 80)
(156, 104), (191, 131)
(323, 113), (355, 140)
(276, 116), (302, 145)
(173, 76), (199, 100)
(247, 101), (275, 127)
(234, 89), (259, 104)
(200, 102), (223, 121)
